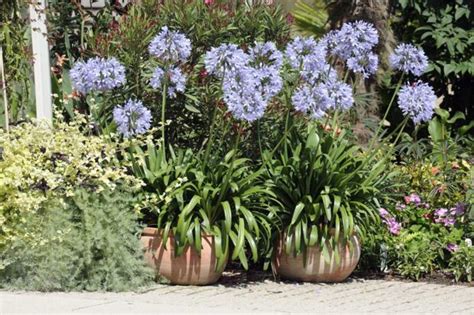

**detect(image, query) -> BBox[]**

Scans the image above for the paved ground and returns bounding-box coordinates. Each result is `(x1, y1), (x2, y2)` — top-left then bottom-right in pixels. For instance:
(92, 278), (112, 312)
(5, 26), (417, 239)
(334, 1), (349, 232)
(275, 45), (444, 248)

(2, 278), (474, 314)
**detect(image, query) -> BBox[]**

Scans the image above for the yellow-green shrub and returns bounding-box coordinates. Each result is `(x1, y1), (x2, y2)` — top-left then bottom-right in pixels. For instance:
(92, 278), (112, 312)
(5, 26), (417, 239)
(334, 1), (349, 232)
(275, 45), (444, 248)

(0, 115), (142, 259)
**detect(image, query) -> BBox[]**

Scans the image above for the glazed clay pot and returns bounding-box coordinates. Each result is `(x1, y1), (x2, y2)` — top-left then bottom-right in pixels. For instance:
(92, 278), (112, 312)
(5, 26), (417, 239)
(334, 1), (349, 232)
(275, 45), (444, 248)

(273, 232), (361, 282)
(141, 227), (227, 285)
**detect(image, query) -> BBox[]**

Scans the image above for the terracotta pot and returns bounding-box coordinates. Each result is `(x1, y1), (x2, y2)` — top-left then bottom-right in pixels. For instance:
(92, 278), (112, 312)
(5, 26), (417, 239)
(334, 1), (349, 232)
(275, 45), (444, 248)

(273, 231), (361, 282)
(141, 227), (227, 285)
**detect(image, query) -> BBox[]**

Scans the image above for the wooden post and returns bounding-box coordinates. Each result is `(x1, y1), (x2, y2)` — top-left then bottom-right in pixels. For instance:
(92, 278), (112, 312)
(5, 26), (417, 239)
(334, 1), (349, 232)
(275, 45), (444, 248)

(0, 46), (9, 132)
(30, 0), (53, 124)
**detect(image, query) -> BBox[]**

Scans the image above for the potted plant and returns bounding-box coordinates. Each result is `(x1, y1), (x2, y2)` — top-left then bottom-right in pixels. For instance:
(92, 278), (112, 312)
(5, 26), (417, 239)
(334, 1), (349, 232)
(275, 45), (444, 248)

(130, 144), (274, 285)
(265, 126), (389, 282)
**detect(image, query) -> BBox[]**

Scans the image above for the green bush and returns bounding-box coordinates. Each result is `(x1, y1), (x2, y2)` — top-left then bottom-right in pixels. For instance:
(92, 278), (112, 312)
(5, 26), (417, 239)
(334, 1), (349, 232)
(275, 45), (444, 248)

(385, 230), (439, 280)
(0, 115), (142, 269)
(392, 0), (473, 122)
(449, 242), (474, 282)
(0, 189), (153, 291)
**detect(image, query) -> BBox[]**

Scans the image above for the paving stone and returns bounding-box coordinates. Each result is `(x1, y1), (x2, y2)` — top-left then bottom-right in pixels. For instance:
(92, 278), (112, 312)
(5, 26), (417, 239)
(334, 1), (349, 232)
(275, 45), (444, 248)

(2, 279), (473, 314)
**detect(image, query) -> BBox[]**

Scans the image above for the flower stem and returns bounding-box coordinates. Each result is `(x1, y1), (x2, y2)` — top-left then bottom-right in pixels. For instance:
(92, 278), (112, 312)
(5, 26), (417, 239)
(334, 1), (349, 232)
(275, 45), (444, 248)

(161, 81), (168, 160)
(368, 73), (405, 150)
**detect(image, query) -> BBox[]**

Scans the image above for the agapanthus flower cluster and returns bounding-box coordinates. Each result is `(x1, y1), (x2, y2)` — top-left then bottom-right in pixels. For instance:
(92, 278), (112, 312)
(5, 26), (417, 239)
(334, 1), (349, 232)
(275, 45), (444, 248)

(148, 26), (192, 64)
(329, 20), (379, 60)
(70, 57), (126, 94)
(113, 99), (152, 137)
(292, 77), (354, 118)
(379, 208), (401, 235)
(285, 35), (354, 119)
(301, 58), (337, 85)
(397, 81), (436, 124)
(204, 44), (250, 77)
(207, 41), (284, 122)
(250, 41), (283, 70)
(285, 36), (326, 69)
(390, 43), (428, 76)
(292, 84), (331, 119)
(325, 20), (379, 77)
(222, 64), (283, 122)
(150, 66), (187, 98)
(346, 52), (379, 79)
(434, 203), (465, 227)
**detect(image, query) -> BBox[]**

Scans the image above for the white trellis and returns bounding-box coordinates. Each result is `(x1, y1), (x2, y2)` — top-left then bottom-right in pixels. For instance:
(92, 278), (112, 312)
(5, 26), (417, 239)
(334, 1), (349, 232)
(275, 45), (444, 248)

(30, 0), (53, 125)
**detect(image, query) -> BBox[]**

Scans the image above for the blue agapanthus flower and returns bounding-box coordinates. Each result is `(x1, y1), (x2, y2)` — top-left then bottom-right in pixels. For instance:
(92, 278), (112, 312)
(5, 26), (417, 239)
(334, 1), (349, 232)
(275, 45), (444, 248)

(71, 57), (126, 94)
(249, 41), (283, 70)
(256, 66), (283, 102)
(204, 44), (250, 77)
(301, 59), (337, 85)
(222, 67), (268, 122)
(113, 99), (152, 137)
(347, 52), (379, 78)
(330, 20), (379, 60)
(389, 43), (428, 76)
(285, 36), (327, 69)
(324, 79), (354, 111)
(397, 81), (436, 124)
(150, 66), (187, 98)
(148, 26), (192, 64)
(292, 84), (332, 119)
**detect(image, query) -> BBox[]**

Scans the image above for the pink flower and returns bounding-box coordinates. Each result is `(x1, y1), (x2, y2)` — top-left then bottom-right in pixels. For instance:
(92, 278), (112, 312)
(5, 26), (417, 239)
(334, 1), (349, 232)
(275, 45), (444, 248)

(386, 218), (401, 235)
(444, 217), (456, 227)
(435, 208), (448, 217)
(204, 0), (214, 5)
(379, 208), (389, 218)
(404, 193), (421, 205)
(396, 203), (406, 211)
(446, 243), (459, 253)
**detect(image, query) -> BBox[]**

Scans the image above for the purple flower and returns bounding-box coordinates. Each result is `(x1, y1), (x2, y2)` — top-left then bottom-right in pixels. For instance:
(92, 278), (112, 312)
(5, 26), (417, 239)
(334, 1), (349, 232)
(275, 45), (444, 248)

(379, 208), (390, 218)
(148, 26), (192, 64)
(285, 37), (326, 69)
(150, 66), (187, 98)
(324, 79), (354, 111)
(292, 83), (331, 119)
(150, 67), (165, 89)
(256, 66), (283, 102)
(222, 67), (267, 122)
(404, 193), (421, 205)
(71, 57), (126, 94)
(386, 218), (401, 235)
(389, 43), (428, 76)
(443, 217), (456, 227)
(204, 44), (250, 77)
(301, 59), (337, 85)
(250, 41), (283, 70)
(446, 243), (459, 253)
(379, 208), (401, 235)
(434, 208), (458, 227)
(347, 52), (378, 78)
(330, 21), (378, 61)
(397, 81), (436, 124)
(113, 99), (152, 138)
(450, 203), (465, 216)
(396, 203), (406, 211)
